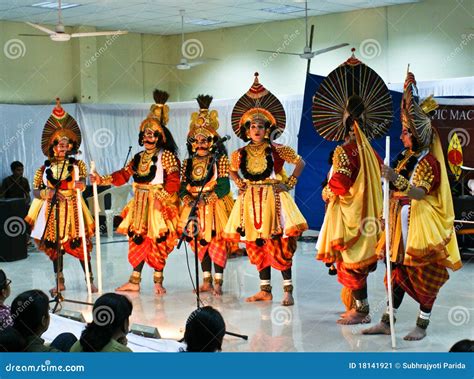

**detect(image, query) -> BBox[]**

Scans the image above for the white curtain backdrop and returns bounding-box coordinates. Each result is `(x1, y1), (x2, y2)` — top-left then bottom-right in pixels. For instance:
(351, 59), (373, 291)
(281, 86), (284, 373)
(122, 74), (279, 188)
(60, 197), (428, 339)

(0, 95), (303, 190)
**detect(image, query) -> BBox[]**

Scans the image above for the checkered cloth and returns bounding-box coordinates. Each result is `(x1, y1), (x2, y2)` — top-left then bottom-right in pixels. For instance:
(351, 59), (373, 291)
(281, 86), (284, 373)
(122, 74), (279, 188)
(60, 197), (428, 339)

(387, 263), (449, 309)
(128, 233), (175, 271)
(190, 238), (228, 268)
(245, 237), (297, 272)
(336, 261), (375, 290)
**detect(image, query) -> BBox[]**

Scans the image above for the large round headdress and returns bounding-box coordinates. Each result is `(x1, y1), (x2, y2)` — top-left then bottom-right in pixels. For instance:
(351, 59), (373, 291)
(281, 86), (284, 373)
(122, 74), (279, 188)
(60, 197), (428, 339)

(312, 49), (393, 141)
(41, 98), (81, 157)
(401, 69), (438, 148)
(231, 72), (286, 141)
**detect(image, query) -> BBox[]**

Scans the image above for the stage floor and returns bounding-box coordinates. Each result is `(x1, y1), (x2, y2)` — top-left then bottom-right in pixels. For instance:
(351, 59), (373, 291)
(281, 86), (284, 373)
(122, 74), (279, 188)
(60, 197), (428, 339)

(4, 236), (473, 352)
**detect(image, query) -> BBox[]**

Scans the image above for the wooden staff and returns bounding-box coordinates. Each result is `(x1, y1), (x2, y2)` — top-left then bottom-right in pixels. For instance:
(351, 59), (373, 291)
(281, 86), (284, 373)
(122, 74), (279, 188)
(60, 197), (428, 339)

(384, 136), (396, 348)
(74, 165), (92, 296)
(91, 161), (103, 293)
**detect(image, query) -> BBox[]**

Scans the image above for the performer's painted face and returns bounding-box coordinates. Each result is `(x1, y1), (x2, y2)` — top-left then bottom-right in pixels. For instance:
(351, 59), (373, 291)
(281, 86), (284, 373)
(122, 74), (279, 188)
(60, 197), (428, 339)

(193, 134), (210, 157)
(249, 119), (266, 143)
(400, 126), (414, 149)
(55, 138), (70, 158)
(143, 128), (158, 150)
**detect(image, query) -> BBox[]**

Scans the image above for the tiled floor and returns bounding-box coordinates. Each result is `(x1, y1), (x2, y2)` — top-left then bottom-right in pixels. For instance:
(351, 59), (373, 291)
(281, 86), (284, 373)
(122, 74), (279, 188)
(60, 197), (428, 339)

(3, 236), (473, 352)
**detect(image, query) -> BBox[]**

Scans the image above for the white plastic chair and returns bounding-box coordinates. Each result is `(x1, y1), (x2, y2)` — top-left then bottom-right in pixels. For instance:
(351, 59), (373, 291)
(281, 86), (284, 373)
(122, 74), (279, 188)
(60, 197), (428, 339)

(86, 184), (132, 238)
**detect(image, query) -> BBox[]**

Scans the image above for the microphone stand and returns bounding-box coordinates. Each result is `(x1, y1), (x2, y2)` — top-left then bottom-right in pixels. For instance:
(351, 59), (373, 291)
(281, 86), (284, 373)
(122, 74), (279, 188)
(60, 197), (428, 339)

(177, 142), (247, 341)
(123, 146), (132, 168)
(41, 153), (93, 313)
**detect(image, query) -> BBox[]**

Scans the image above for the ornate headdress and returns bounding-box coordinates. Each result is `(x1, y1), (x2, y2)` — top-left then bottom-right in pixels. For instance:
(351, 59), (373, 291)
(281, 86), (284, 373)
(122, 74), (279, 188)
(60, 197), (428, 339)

(312, 48), (393, 141)
(231, 72), (286, 141)
(188, 94), (220, 141)
(401, 68), (438, 148)
(139, 89), (170, 142)
(41, 98), (81, 157)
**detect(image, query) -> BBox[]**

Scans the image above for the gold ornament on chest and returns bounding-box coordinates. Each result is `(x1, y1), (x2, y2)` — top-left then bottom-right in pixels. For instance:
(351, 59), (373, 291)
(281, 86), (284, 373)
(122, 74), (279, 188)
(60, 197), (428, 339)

(246, 143), (268, 174)
(192, 158), (208, 180)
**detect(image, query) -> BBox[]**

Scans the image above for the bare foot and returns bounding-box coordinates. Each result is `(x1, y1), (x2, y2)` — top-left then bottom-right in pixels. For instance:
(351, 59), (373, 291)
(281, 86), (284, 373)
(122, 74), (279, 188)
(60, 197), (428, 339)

(115, 281), (140, 292)
(336, 309), (371, 325)
(404, 326), (426, 341)
(194, 282), (213, 293)
(89, 283), (99, 293)
(245, 290), (272, 302)
(340, 309), (352, 318)
(213, 283), (223, 297)
(50, 283), (66, 297)
(154, 283), (167, 295)
(361, 322), (391, 335)
(281, 292), (294, 306)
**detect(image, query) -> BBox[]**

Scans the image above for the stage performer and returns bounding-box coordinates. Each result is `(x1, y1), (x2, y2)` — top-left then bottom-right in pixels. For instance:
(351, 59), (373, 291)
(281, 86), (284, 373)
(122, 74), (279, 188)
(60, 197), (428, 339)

(223, 73), (308, 306)
(362, 70), (462, 340)
(314, 50), (393, 325)
(179, 95), (236, 296)
(91, 90), (180, 295)
(25, 99), (98, 295)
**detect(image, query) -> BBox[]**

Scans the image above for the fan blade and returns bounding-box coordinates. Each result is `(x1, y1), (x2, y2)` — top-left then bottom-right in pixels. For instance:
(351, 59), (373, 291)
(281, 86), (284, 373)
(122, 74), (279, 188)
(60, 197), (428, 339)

(306, 24), (314, 74)
(187, 61), (206, 67)
(256, 49), (302, 56)
(311, 43), (349, 56)
(71, 31), (128, 38)
(189, 58), (220, 64)
(18, 34), (49, 37)
(140, 60), (176, 67)
(26, 22), (55, 35)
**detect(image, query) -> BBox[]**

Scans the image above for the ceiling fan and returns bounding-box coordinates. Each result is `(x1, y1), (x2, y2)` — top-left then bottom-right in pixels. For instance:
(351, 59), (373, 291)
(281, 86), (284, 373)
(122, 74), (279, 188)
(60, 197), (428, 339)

(19, 0), (128, 42)
(257, 0), (348, 66)
(141, 10), (218, 70)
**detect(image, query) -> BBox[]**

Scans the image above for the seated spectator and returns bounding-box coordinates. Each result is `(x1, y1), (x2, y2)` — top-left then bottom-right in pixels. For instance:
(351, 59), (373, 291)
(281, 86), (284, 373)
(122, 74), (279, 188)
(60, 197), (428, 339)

(449, 339), (474, 352)
(0, 161), (31, 203)
(0, 270), (13, 331)
(183, 306), (226, 352)
(70, 293), (133, 352)
(12, 289), (76, 352)
(0, 326), (27, 352)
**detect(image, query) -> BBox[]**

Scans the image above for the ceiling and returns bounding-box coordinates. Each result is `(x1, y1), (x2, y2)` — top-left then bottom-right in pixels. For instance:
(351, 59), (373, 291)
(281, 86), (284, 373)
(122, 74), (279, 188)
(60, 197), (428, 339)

(0, 0), (419, 35)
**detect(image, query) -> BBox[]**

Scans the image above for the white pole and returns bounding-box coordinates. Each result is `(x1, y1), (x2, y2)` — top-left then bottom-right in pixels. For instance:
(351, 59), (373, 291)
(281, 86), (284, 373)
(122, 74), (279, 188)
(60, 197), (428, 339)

(75, 165), (92, 296)
(384, 136), (396, 348)
(91, 161), (102, 293)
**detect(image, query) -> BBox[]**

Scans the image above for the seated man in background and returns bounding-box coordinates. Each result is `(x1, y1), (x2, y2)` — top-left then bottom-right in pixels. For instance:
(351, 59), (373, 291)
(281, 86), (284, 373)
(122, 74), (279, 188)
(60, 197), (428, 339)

(12, 289), (76, 352)
(70, 293), (133, 352)
(183, 306), (226, 352)
(0, 327), (27, 352)
(0, 161), (31, 204)
(0, 270), (13, 331)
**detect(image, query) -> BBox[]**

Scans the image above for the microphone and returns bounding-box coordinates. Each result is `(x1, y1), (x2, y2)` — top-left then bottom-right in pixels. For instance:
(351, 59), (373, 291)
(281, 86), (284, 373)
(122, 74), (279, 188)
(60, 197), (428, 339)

(216, 135), (231, 144)
(210, 135), (231, 153)
(123, 146), (132, 167)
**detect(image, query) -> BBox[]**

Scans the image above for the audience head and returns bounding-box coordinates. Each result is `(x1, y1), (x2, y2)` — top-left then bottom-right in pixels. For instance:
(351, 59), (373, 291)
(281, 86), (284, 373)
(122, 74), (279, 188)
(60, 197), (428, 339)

(10, 161), (24, 177)
(11, 290), (50, 337)
(184, 306), (226, 352)
(0, 327), (27, 352)
(0, 270), (11, 302)
(449, 339), (474, 352)
(80, 293), (133, 352)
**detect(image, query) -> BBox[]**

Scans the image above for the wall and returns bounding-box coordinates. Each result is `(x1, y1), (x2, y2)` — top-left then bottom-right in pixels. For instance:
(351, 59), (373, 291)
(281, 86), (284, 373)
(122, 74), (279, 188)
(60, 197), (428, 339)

(0, 0), (471, 104)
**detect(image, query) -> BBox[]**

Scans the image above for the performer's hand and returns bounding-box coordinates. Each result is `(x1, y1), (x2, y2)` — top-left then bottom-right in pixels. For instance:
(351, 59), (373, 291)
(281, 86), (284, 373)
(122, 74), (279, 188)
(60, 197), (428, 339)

(381, 165), (397, 181)
(89, 172), (101, 185)
(74, 181), (85, 191)
(154, 198), (163, 211)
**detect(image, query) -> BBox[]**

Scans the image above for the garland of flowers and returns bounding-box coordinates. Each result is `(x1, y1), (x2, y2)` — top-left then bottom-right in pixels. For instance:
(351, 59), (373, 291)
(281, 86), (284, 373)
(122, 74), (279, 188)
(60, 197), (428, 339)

(239, 145), (274, 181)
(132, 152), (158, 183)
